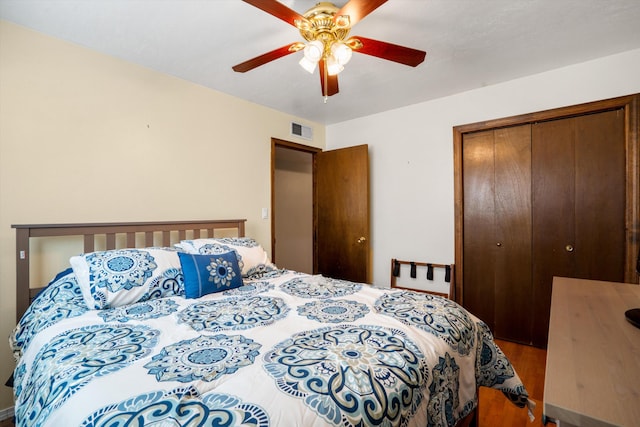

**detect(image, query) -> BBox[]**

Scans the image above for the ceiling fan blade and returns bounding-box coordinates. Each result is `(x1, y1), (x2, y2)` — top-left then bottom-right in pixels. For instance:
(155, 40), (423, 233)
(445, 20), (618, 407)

(319, 59), (339, 97)
(335, 0), (388, 26)
(351, 36), (426, 67)
(232, 43), (301, 73)
(242, 0), (306, 27)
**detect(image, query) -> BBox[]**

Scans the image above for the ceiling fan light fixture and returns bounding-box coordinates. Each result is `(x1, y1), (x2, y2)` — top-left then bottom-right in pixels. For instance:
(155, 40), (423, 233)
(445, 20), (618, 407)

(234, 1), (426, 98)
(303, 40), (324, 62)
(299, 56), (318, 73)
(326, 55), (344, 76)
(330, 41), (352, 65)
(299, 40), (324, 73)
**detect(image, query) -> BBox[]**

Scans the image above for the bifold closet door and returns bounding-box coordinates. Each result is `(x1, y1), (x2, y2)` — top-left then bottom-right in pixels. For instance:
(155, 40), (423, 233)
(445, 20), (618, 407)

(462, 130), (497, 329)
(531, 109), (626, 347)
(493, 125), (532, 343)
(462, 124), (532, 344)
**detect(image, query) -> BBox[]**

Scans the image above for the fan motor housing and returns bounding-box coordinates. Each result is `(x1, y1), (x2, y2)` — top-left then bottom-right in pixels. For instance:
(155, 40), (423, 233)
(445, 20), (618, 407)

(298, 2), (350, 45)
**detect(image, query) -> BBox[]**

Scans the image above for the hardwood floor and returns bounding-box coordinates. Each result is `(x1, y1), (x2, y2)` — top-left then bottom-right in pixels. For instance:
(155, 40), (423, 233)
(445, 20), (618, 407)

(479, 339), (547, 426)
(0, 340), (546, 427)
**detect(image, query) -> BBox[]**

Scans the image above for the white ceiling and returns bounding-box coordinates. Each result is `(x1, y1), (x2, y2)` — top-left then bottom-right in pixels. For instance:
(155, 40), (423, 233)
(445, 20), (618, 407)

(2, 0), (640, 125)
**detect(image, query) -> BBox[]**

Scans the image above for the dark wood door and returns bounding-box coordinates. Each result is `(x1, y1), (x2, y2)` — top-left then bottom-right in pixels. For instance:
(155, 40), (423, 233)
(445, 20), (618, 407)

(572, 110), (625, 281)
(463, 111), (626, 347)
(316, 144), (370, 283)
(462, 125), (532, 343)
(462, 130), (497, 327)
(531, 109), (626, 346)
(493, 125), (533, 343)
(456, 94), (640, 349)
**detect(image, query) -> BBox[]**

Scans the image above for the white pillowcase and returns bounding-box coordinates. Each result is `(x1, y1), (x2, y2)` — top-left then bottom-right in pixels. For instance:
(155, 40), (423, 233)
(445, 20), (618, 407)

(175, 237), (276, 278)
(70, 248), (184, 309)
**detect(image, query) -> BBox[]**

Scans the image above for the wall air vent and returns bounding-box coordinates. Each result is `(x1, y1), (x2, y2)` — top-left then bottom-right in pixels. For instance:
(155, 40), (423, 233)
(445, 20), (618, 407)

(291, 122), (312, 140)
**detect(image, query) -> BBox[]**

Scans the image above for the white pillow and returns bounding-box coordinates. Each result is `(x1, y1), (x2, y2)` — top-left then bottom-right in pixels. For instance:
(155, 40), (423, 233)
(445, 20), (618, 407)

(175, 237), (276, 278)
(70, 248), (184, 309)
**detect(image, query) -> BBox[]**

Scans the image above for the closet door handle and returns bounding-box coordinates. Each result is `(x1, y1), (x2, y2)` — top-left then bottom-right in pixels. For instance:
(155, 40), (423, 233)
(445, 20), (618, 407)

(357, 237), (366, 244)
(565, 244), (574, 252)
(496, 242), (502, 247)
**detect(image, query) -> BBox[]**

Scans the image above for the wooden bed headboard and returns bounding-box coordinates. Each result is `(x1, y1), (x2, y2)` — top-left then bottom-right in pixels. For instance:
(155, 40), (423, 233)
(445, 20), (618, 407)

(11, 219), (247, 323)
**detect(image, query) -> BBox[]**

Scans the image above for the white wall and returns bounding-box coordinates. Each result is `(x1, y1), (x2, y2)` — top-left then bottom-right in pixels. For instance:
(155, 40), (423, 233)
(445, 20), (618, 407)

(0, 20), (325, 411)
(326, 48), (640, 291)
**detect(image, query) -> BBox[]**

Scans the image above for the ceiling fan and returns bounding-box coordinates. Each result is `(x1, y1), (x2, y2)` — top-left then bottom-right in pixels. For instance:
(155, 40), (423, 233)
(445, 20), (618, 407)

(232, 0), (427, 98)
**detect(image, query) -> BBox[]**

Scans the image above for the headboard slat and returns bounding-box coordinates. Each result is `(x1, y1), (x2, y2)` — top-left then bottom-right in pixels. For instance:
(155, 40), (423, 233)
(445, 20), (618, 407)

(12, 219), (247, 323)
(15, 227), (30, 326)
(106, 233), (116, 250)
(145, 232), (154, 247)
(126, 232), (136, 248)
(84, 235), (95, 253)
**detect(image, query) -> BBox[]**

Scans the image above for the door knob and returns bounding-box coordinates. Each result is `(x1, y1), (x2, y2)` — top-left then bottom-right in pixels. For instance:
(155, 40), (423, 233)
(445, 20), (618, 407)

(565, 244), (574, 252)
(357, 237), (366, 244)
(496, 242), (502, 247)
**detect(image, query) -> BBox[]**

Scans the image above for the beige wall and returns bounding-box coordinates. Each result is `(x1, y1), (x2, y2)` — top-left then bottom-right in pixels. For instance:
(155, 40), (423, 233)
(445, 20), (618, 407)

(0, 21), (324, 410)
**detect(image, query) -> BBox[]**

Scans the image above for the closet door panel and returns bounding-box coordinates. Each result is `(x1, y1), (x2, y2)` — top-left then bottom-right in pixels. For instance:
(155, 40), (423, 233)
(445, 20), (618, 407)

(574, 109), (625, 282)
(532, 118), (576, 347)
(456, 94), (639, 349)
(494, 125), (532, 343)
(462, 130), (496, 328)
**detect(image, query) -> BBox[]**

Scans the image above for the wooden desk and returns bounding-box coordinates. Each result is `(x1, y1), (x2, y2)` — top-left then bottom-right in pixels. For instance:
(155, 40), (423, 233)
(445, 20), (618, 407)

(544, 277), (640, 427)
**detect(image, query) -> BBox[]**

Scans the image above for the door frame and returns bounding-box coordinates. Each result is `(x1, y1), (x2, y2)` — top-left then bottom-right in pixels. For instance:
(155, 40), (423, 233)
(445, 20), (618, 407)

(271, 138), (321, 269)
(453, 94), (640, 304)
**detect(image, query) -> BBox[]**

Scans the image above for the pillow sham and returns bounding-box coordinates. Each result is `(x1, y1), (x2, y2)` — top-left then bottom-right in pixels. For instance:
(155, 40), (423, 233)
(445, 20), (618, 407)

(175, 237), (276, 278)
(70, 248), (184, 309)
(178, 251), (243, 299)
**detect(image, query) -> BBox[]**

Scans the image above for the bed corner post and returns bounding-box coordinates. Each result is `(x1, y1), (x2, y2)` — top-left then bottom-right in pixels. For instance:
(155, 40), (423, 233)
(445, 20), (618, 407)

(13, 225), (30, 324)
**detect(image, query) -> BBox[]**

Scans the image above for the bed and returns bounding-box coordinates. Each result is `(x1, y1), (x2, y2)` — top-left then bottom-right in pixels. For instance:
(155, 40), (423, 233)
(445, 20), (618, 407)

(9, 220), (532, 427)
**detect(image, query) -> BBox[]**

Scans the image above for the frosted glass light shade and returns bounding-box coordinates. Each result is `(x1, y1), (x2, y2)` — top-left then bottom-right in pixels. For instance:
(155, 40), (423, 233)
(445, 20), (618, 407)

(327, 56), (344, 75)
(303, 40), (323, 62)
(299, 40), (323, 73)
(331, 42), (352, 65)
(299, 56), (317, 73)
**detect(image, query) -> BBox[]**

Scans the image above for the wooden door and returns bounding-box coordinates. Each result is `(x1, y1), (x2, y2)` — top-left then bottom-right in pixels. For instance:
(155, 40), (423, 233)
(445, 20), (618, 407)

(462, 125), (532, 343)
(572, 110), (625, 281)
(531, 109), (626, 346)
(456, 94), (640, 349)
(462, 130), (497, 328)
(531, 118), (576, 347)
(316, 144), (370, 283)
(493, 125), (533, 343)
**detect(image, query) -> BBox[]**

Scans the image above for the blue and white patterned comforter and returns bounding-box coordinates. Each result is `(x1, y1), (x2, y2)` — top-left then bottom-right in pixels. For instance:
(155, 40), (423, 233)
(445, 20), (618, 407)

(10, 269), (530, 427)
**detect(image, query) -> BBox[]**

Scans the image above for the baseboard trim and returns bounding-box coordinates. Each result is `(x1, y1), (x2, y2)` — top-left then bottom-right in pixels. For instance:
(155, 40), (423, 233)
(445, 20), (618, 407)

(0, 406), (14, 421)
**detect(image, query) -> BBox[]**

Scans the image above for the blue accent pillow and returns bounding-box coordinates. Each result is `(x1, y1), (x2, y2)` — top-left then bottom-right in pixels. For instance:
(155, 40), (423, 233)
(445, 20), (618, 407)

(178, 251), (243, 299)
(175, 237), (277, 278)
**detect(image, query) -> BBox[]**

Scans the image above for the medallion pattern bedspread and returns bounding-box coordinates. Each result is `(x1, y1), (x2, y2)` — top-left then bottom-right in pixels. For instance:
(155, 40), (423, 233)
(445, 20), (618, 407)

(10, 267), (530, 427)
